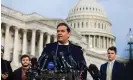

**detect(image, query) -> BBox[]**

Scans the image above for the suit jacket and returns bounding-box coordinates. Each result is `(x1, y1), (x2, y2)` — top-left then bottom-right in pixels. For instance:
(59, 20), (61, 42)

(39, 41), (87, 79)
(100, 61), (124, 80)
(13, 67), (22, 80)
(1, 58), (12, 80)
(125, 60), (133, 80)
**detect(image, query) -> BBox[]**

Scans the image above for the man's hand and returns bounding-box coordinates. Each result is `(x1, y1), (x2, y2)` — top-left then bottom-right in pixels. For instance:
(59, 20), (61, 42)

(1, 73), (8, 79)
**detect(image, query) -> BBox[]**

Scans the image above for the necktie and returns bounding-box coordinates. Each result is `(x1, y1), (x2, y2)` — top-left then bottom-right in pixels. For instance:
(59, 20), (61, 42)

(106, 62), (112, 80)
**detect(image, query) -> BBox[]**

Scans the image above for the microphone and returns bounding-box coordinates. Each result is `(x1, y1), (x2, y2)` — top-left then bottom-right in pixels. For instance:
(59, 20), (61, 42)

(59, 52), (72, 69)
(51, 51), (58, 71)
(38, 53), (47, 66)
(79, 60), (86, 71)
(87, 64), (100, 80)
(69, 55), (77, 68)
(41, 55), (48, 70)
(47, 62), (55, 70)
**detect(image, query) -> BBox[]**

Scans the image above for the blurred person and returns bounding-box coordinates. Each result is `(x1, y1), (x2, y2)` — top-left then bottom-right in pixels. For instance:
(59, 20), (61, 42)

(125, 60), (133, 80)
(13, 55), (31, 80)
(1, 45), (12, 80)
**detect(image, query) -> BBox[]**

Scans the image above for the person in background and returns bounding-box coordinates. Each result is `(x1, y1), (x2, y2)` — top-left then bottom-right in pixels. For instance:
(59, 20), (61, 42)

(13, 55), (31, 80)
(125, 60), (133, 80)
(1, 45), (12, 80)
(100, 46), (125, 80)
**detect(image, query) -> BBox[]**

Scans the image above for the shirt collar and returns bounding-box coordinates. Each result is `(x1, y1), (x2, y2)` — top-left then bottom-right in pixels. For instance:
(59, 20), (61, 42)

(58, 41), (69, 45)
(108, 59), (115, 64)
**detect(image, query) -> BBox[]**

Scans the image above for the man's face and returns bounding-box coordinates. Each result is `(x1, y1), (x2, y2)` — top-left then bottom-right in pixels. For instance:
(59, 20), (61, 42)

(107, 50), (116, 61)
(21, 57), (30, 67)
(57, 25), (70, 43)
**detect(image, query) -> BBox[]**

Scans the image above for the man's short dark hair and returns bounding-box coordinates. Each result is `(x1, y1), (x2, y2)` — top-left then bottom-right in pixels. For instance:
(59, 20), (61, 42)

(57, 23), (71, 32)
(107, 46), (117, 54)
(20, 55), (30, 61)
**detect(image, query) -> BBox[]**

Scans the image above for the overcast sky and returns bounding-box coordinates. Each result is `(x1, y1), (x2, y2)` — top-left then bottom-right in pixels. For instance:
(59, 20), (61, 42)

(2, 0), (133, 59)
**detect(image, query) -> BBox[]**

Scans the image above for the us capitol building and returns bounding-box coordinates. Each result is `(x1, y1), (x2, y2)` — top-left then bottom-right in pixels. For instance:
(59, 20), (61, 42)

(1, 0), (117, 78)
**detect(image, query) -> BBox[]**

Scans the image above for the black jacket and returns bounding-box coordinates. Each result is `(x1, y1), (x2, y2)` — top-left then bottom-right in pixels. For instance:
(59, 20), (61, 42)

(1, 58), (12, 80)
(100, 61), (124, 80)
(39, 42), (87, 79)
(125, 60), (133, 80)
(13, 67), (22, 80)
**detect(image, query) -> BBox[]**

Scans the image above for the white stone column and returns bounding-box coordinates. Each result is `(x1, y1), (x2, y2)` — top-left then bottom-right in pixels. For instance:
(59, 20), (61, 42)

(22, 30), (27, 55)
(4, 24), (10, 60)
(90, 35), (93, 48)
(111, 39), (114, 46)
(105, 37), (107, 49)
(12, 27), (19, 65)
(110, 39), (112, 46)
(39, 31), (43, 56)
(87, 35), (90, 48)
(103, 36), (106, 49)
(46, 33), (51, 44)
(113, 39), (115, 46)
(94, 35), (95, 48)
(109, 38), (111, 47)
(107, 37), (109, 48)
(99, 36), (101, 48)
(31, 30), (36, 56)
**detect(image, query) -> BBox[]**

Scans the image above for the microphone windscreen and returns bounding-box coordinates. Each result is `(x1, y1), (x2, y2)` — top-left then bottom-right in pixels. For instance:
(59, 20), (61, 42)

(47, 62), (55, 70)
(88, 64), (100, 79)
(88, 64), (99, 71)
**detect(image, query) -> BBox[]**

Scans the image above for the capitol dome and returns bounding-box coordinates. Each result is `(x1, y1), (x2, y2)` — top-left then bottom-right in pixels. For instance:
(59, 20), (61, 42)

(68, 0), (106, 18)
(66, 0), (115, 54)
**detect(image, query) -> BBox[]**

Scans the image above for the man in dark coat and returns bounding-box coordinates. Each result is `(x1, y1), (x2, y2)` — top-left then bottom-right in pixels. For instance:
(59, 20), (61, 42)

(125, 60), (133, 80)
(100, 46), (124, 80)
(39, 23), (87, 80)
(1, 46), (12, 80)
(13, 55), (31, 80)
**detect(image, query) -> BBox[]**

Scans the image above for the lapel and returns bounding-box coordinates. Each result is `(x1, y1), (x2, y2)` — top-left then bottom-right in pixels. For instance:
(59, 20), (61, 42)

(112, 61), (117, 77)
(105, 62), (108, 74)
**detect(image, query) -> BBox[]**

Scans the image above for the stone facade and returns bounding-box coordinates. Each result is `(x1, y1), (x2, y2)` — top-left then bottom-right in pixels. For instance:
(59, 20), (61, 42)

(1, 0), (116, 75)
